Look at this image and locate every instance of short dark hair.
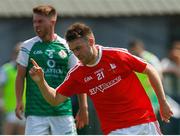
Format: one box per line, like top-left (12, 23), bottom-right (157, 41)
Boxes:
top-left (65, 22), bottom-right (93, 42)
top-left (33, 5), bottom-right (57, 18)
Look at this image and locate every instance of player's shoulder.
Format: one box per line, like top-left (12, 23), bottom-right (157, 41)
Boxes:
top-left (102, 46), bottom-right (128, 53)
top-left (56, 34), bottom-right (70, 50)
top-left (65, 62), bottom-right (82, 80)
top-left (101, 46), bottom-right (129, 57)
top-left (21, 36), bottom-right (41, 49)
top-left (23, 36), bottom-right (41, 45)
top-left (56, 35), bottom-right (66, 44)
top-left (69, 62), bottom-right (83, 73)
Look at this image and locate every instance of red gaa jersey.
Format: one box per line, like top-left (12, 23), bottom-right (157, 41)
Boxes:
top-left (56, 45), bottom-right (157, 134)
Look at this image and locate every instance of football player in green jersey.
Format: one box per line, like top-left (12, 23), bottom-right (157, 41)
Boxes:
top-left (15, 5), bottom-right (88, 135)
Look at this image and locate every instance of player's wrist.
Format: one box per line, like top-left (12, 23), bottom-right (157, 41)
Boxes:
top-left (16, 98), bottom-right (23, 104)
top-left (79, 105), bottom-right (88, 111)
top-left (37, 79), bottom-right (45, 87)
top-left (159, 98), bottom-right (168, 106)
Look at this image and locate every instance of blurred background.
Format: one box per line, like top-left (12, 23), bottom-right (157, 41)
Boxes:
top-left (1, 0), bottom-right (180, 64)
top-left (0, 0), bottom-right (179, 135)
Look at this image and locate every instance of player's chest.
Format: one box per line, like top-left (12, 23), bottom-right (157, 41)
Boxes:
top-left (79, 61), bottom-right (122, 85)
top-left (29, 44), bottom-right (69, 66)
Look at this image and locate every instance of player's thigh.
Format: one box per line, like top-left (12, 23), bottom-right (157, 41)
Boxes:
top-left (25, 116), bottom-right (50, 135)
top-left (109, 121), bottom-right (162, 135)
top-left (49, 115), bottom-right (77, 135)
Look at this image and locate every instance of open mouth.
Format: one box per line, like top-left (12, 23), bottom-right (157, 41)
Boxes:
top-left (36, 29), bottom-right (41, 33)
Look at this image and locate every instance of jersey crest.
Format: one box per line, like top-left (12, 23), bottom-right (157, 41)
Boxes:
top-left (58, 50), bottom-right (67, 59)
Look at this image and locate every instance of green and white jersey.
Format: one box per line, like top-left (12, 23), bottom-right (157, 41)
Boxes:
top-left (16, 35), bottom-right (78, 117)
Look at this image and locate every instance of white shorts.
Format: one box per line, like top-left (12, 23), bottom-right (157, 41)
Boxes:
top-left (25, 115), bottom-right (77, 135)
top-left (5, 112), bottom-right (25, 126)
top-left (109, 121), bottom-right (162, 135)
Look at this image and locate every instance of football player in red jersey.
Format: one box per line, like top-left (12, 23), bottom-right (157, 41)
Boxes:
top-left (29, 22), bottom-right (173, 135)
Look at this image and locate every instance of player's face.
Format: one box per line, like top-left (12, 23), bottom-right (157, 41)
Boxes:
top-left (68, 38), bottom-right (94, 65)
top-left (33, 14), bottom-right (52, 40)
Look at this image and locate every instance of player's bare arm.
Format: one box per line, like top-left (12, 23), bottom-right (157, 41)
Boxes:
top-left (76, 94), bottom-right (89, 129)
top-left (15, 64), bottom-right (26, 120)
top-left (143, 63), bottom-right (173, 123)
top-left (29, 58), bottom-right (68, 106)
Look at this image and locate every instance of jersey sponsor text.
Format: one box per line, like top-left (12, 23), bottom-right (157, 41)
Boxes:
top-left (89, 75), bottom-right (121, 95)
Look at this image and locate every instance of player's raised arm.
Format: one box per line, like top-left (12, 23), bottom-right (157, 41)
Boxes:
top-left (29, 58), bottom-right (68, 106)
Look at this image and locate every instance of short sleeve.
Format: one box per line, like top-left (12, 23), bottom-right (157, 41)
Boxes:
top-left (16, 43), bottom-right (30, 67)
top-left (68, 53), bottom-right (78, 69)
top-left (118, 50), bottom-right (147, 73)
top-left (56, 72), bottom-right (79, 97)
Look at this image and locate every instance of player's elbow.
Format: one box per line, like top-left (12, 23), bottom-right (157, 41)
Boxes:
top-left (50, 95), bottom-right (67, 106)
top-left (45, 97), bottom-right (60, 106)
top-left (51, 101), bottom-right (60, 106)
top-left (50, 98), bottom-right (61, 106)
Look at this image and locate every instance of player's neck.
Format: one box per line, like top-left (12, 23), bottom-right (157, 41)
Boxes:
top-left (87, 47), bottom-right (99, 65)
top-left (42, 33), bottom-right (56, 42)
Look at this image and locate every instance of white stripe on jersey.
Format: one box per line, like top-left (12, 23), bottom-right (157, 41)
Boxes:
top-left (16, 36), bottom-right (41, 67)
top-left (102, 46), bottom-right (146, 63)
top-left (59, 63), bottom-right (81, 85)
top-left (102, 46), bottom-right (128, 52)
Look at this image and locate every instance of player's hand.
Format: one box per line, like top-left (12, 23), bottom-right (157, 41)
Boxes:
top-left (15, 101), bottom-right (24, 120)
top-left (159, 100), bottom-right (173, 123)
top-left (29, 58), bottom-right (44, 84)
top-left (75, 107), bottom-right (89, 129)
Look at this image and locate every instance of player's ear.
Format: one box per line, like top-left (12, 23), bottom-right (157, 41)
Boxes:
top-left (88, 37), bottom-right (95, 46)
